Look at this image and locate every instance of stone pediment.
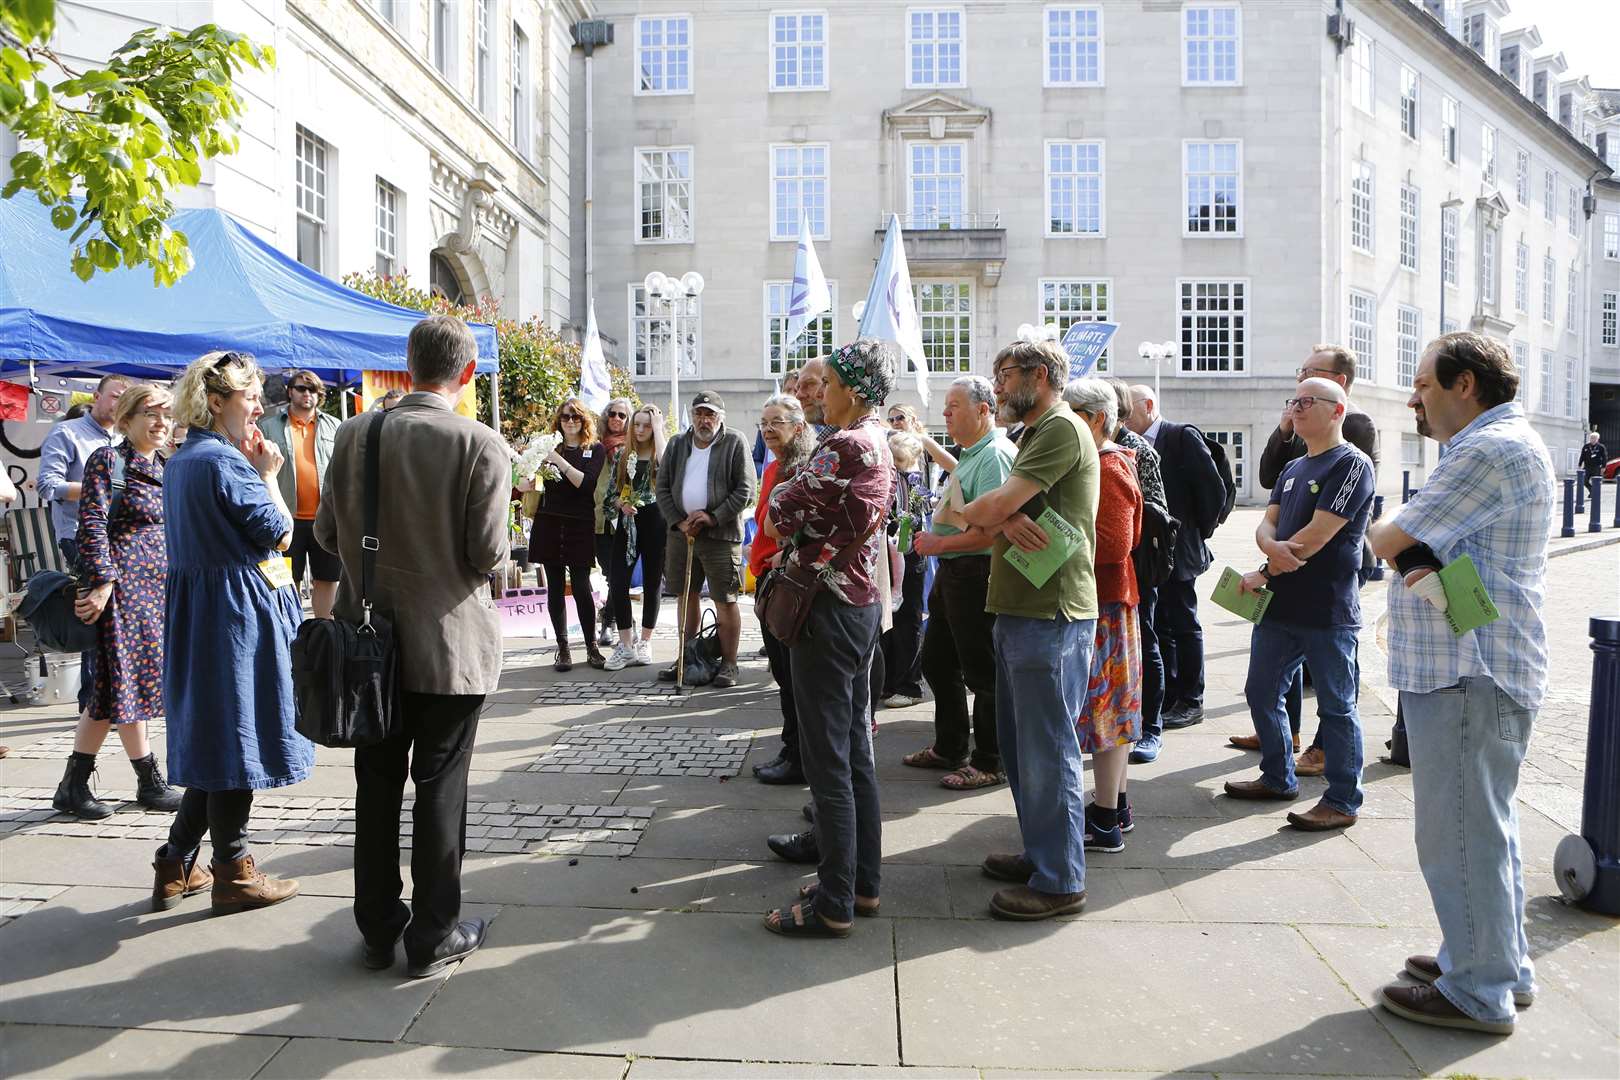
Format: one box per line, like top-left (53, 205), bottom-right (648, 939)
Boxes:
top-left (883, 93), bottom-right (990, 140)
top-left (1476, 191), bottom-right (1511, 228)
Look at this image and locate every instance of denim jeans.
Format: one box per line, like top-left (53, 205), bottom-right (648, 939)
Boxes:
top-left (1243, 621), bottom-right (1364, 814)
top-left (993, 614), bottom-right (1094, 896)
top-left (791, 592), bottom-right (883, 922)
top-left (1402, 677), bottom-right (1536, 1024)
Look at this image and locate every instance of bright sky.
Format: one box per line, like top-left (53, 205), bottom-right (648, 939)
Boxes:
top-left (1503, 0), bottom-right (1620, 88)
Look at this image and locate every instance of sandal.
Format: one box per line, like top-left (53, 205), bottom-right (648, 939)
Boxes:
top-left (940, 765), bottom-right (1007, 791)
top-left (902, 747), bottom-right (967, 770)
top-left (763, 901), bottom-right (852, 938)
top-left (798, 882), bottom-right (880, 917)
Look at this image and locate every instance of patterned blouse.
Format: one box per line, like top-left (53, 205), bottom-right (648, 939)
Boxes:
top-left (767, 415), bottom-right (894, 606)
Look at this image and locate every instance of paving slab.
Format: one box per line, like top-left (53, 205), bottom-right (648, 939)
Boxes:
top-left (461, 853), bottom-right (710, 910)
top-left (1110, 814), bottom-right (1383, 873)
top-left (1297, 922), bottom-right (1620, 1078)
top-left (617, 773), bottom-right (817, 813)
top-left (0, 834), bottom-right (364, 898)
top-left (0, 885), bottom-right (467, 1041)
top-left (696, 859), bottom-right (953, 919)
top-left (895, 920), bottom-right (1415, 1075)
top-left (1163, 867), bottom-right (1380, 925)
top-left (466, 770), bottom-right (629, 806)
top-left (942, 865), bottom-right (1191, 923)
top-left (878, 809), bottom-right (1023, 867)
top-left (0, 1022), bottom-right (286, 1079)
top-left (633, 807), bottom-right (786, 861)
top-left (256, 1038), bottom-right (626, 1078)
top-left (1324, 871), bottom-right (1441, 929)
top-left (628, 1061), bottom-right (974, 1079)
top-left (406, 906), bottom-right (900, 1064)
top-left (1345, 810), bottom-right (1566, 874)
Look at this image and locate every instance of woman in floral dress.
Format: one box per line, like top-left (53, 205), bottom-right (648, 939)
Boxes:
top-left (49, 384), bottom-right (183, 819)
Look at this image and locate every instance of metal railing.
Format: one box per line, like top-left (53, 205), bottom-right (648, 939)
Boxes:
top-left (882, 210), bottom-right (1003, 230)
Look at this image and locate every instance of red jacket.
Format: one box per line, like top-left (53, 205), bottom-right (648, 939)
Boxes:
top-left (749, 459), bottom-right (782, 578)
top-left (1094, 447), bottom-right (1143, 607)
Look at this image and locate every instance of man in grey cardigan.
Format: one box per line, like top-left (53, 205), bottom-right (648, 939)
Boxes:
top-left (655, 390), bottom-right (755, 687)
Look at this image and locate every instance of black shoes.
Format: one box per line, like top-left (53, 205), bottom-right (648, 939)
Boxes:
top-left (361, 927), bottom-right (407, 971)
top-left (53, 752), bottom-right (113, 820)
top-left (131, 753), bottom-right (182, 812)
top-left (767, 828), bottom-right (820, 864)
top-left (406, 918), bottom-right (488, 979)
top-left (554, 644), bottom-right (574, 673)
top-left (754, 757), bottom-right (807, 785)
top-left (802, 801), bottom-right (815, 824)
top-left (1161, 703), bottom-right (1205, 729)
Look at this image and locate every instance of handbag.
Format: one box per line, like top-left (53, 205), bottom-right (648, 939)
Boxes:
top-left (291, 410), bottom-right (401, 749)
top-left (681, 608), bottom-right (723, 686)
top-left (757, 513), bottom-right (885, 648)
top-left (18, 571), bottom-right (99, 654)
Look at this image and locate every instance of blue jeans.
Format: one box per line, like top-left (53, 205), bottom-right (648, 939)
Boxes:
top-left (993, 614), bottom-right (1094, 896)
top-left (1402, 677), bottom-right (1536, 1024)
top-left (1243, 621), bottom-right (1364, 814)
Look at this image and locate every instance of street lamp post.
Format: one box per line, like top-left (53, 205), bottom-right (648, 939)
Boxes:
top-left (1137, 340), bottom-right (1177, 403)
top-left (642, 270), bottom-right (706, 424)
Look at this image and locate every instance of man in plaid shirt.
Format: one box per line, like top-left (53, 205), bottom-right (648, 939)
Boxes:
top-left (1369, 332), bottom-right (1554, 1037)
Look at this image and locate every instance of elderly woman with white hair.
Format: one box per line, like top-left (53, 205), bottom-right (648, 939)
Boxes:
top-left (1063, 377), bottom-right (1144, 855)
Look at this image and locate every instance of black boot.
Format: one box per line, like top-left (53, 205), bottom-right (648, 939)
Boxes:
top-left (131, 753), bottom-right (182, 811)
top-left (52, 751), bottom-right (113, 819)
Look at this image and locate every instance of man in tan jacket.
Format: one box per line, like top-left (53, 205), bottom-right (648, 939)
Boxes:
top-left (315, 315), bottom-right (509, 978)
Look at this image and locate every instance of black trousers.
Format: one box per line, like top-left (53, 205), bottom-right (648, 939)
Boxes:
top-left (609, 506), bottom-right (666, 631)
top-left (919, 555), bottom-right (999, 771)
top-left (353, 692), bottom-right (483, 962)
top-left (541, 562), bottom-right (596, 644)
top-left (58, 538), bottom-right (91, 712)
top-left (1137, 584), bottom-right (1165, 739)
top-left (879, 550), bottom-right (927, 698)
top-left (166, 788), bottom-right (253, 864)
top-left (1155, 575), bottom-right (1205, 709)
top-left (758, 570), bottom-right (801, 764)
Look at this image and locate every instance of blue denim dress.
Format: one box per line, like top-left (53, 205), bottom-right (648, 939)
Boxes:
top-left (162, 429), bottom-right (311, 791)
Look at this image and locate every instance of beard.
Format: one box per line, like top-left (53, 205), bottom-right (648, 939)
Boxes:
top-left (804, 400), bottom-right (825, 424)
top-left (996, 384), bottom-right (1039, 425)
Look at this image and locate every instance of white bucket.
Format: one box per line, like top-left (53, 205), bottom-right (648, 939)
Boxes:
top-left (30, 653), bottom-right (82, 705)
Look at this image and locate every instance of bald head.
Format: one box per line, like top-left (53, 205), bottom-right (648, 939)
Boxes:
top-left (1124, 383), bottom-right (1157, 435)
top-left (1298, 377), bottom-right (1346, 407)
top-left (796, 357), bottom-right (827, 424)
top-left (1291, 376), bottom-right (1348, 449)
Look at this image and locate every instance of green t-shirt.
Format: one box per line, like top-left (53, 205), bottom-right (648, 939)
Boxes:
top-left (986, 402), bottom-right (1099, 621)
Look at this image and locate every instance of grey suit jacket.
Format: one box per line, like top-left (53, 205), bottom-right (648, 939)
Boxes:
top-left (314, 392), bottom-right (510, 696)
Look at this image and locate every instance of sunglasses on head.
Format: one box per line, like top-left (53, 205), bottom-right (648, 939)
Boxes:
top-left (212, 351), bottom-right (252, 369)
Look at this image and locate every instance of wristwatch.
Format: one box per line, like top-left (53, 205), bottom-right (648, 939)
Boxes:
top-left (1257, 563), bottom-right (1273, 581)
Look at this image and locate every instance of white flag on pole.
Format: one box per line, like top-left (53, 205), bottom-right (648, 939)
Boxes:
top-left (577, 299), bottom-right (611, 412)
top-left (783, 211), bottom-right (832, 355)
top-left (858, 214), bottom-right (928, 404)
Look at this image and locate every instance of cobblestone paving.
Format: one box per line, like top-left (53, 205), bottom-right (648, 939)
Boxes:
top-left (0, 791), bottom-right (654, 858)
top-left (528, 724), bottom-right (749, 777)
top-left (2, 723), bottom-right (167, 758)
top-left (0, 883), bottom-right (63, 928)
top-left (529, 681), bottom-right (695, 707)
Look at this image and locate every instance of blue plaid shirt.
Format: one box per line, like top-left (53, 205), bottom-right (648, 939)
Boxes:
top-left (1386, 403), bottom-right (1554, 710)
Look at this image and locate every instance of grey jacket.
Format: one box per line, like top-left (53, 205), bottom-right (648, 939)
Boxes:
top-left (654, 424), bottom-right (755, 544)
top-left (259, 406), bottom-right (339, 514)
top-left (314, 393), bottom-right (510, 695)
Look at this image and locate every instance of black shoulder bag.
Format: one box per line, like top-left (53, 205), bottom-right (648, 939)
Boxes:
top-left (291, 410), bottom-right (401, 748)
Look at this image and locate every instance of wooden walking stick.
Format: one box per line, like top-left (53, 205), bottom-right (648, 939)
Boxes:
top-left (675, 532), bottom-right (696, 694)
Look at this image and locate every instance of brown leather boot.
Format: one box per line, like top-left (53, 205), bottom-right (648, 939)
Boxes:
top-left (151, 846), bottom-right (213, 912)
top-left (210, 854), bottom-right (299, 916)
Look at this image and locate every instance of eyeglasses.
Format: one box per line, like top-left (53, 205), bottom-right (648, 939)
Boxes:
top-left (758, 419), bottom-right (795, 430)
top-left (992, 363), bottom-right (1033, 387)
top-left (1295, 366), bottom-right (1340, 381)
top-left (1284, 396), bottom-right (1331, 412)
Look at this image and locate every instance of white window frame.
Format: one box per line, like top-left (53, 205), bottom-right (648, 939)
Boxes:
top-left (912, 279), bottom-right (974, 375)
top-left (1539, 349), bottom-right (1554, 413)
top-left (1400, 65), bottom-right (1419, 140)
top-left (1480, 226), bottom-right (1497, 306)
top-left (1398, 182), bottom-right (1419, 271)
top-left (374, 176), bottom-right (399, 277)
top-left (1514, 240), bottom-right (1528, 313)
top-left (907, 140), bottom-right (966, 229)
top-left (769, 10), bottom-right (829, 92)
top-left (763, 280), bottom-right (838, 375)
top-left (1481, 124), bottom-right (1496, 186)
top-left (1401, 431), bottom-right (1424, 470)
top-left (769, 143), bottom-right (830, 241)
top-left (431, 0), bottom-right (455, 82)
top-left (1176, 278), bottom-right (1249, 376)
top-left (1350, 160), bottom-right (1375, 255)
top-left (1348, 32), bottom-right (1374, 115)
top-left (1601, 291), bottom-right (1618, 348)
top-left (1043, 4), bottom-right (1104, 88)
top-left (1567, 267), bottom-right (1578, 330)
top-left (512, 24), bottom-right (532, 159)
top-left (1515, 149), bottom-right (1530, 205)
top-left (1181, 4), bottom-right (1241, 87)
top-left (1182, 139), bottom-right (1242, 238)
top-left (1038, 278), bottom-right (1113, 373)
top-left (1513, 341), bottom-right (1529, 405)
top-left (1441, 96), bottom-right (1459, 165)
top-left (635, 14), bottom-right (694, 96)
top-left (294, 124), bottom-right (328, 274)
top-left (628, 283), bottom-right (702, 380)
top-left (1441, 204), bottom-right (1458, 288)
top-left (1542, 255), bottom-right (1556, 325)
top-left (373, 0), bottom-right (407, 34)
top-left (1045, 139), bottom-right (1105, 238)
top-left (474, 0), bottom-right (495, 116)
top-left (1397, 305), bottom-right (1421, 387)
top-left (634, 146), bottom-right (695, 245)
top-left (1202, 428), bottom-right (1248, 498)
top-left (1564, 356), bottom-right (1578, 419)
top-left (905, 7), bottom-right (966, 90)
top-left (1348, 289), bottom-right (1376, 384)
top-left (1543, 169), bottom-right (1555, 223)
top-left (1568, 186), bottom-right (1580, 237)
top-left (1605, 213), bottom-right (1620, 260)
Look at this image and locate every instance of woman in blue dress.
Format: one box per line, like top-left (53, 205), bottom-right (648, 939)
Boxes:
top-left (151, 351), bottom-right (309, 916)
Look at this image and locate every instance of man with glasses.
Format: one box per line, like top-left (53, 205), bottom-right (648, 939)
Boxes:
top-left (261, 369), bottom-right (342, 619)
top-left (1224, 378), bottom-right (1373, 831)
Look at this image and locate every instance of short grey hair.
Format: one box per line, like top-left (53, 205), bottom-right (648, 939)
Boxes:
top-left (761, 392), bottom-right (816, 468)
top-left (1062, 377), bottom-right (1117, 422)
top-left (950, 375), bottom-right (995, 409)
top-left (407, 316), bottom-right (477, 386)
top-left (1104, 377), bottom-right (1135, 424)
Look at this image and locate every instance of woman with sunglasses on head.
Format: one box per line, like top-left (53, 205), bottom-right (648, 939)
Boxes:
top-left (600, 404), bottom-right (667, 670)
top-left (151, 351), bottom-right (308, 916)
top-left (590, 398), bottom-right (634, 648)
top-left (526, 398), bottom-right (608, 671)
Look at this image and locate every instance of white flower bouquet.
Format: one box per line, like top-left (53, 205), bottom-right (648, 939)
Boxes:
top-left (513, 432), bottom-right (563, 485)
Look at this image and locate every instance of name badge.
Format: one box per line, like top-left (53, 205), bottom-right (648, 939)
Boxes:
top-left (581, 448), bottom-right (592, 459)
top-left (257, 557), bottom-right (294, 590)
top-left (1282, 477), bottom-right (1296, 493)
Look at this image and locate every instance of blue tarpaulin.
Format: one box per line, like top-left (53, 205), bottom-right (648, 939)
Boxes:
top-left (0, 196), bottom-right (498, 377)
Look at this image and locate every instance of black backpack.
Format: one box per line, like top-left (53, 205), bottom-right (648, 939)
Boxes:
top-left (1189, 426), bottom-right (1238, 528)
top-left (1133, 501), bottom-right (1180, 591)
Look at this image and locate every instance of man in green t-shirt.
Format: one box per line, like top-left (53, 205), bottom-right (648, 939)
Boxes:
top-left (962, 340), bottom-right (1100, 921)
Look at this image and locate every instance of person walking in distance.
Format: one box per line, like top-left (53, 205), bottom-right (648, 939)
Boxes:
top-left (259, 370), bottom-right (342, 619)
top-left (317, 316), bottom-right (510, 977)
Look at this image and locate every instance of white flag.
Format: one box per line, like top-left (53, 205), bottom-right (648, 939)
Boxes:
top-left (577, 299), bottom-right (611, 412)
top-left (783, 211), bottom-right (832, 355)
top-left (858, 214), bottom-right (928, 405)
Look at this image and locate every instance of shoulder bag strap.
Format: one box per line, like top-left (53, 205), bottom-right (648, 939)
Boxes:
top-left (360, 410), bottom-right (387, 627)
top-left (830, 506), bottom-right (886, 574)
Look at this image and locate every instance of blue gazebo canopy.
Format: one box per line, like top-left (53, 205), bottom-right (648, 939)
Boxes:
top-left (0, 196), bottom-right (498, 379)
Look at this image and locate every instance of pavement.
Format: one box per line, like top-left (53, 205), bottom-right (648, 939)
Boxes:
top-left (1, 508), bottom-right (1617, 1079)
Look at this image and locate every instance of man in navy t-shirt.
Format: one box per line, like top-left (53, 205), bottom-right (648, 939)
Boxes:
top-left (1224, 378), bottom-right (1374, 830)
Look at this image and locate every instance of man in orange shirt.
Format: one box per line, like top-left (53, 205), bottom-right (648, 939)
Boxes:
top-left (260, 369), bottom-right (342, 618)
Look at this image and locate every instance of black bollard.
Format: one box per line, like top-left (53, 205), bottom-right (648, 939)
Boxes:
top-left (1569, 619), bottom-right (1620, 915)
top-left (1576, 470), bottom-right (1587, 514)
top-left (1402, 470), bottom-right (1412, 504)
top-left (1561, 477), bottom-right (1576, 538)
top-left (1591, 476), bottom-right (1604, 534)
top-left (1368, 495), bottom-right (1386, 581)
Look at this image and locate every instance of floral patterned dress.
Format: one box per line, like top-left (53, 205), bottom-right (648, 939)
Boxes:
top-left (77, 444), bottom-right (166, 724)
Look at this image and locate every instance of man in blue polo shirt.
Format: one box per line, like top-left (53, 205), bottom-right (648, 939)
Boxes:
top-left (1224, 377), bottom-right (1373, 831)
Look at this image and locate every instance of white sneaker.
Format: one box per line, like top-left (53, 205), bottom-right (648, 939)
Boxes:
top-left (633, 640), bottom-right (654, 666)
top-left (603, 643), bottom-right (635, 672)
top-left (883, 694), bottom-right (923, 709)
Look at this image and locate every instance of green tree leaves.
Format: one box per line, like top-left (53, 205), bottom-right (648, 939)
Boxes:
top-left (1, 2), bottom-right (272, 285)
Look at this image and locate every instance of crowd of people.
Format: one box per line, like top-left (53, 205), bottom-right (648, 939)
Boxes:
top-left (18, 315), bottom-right (1556, 1035)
